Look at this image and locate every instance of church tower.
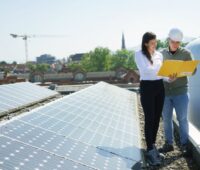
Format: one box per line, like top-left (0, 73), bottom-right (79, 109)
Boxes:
top-left (121, 32), bottom-right (126, 50)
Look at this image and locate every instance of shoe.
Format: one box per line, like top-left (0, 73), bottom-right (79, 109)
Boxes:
top-left (181, 144), bottom-right (190, 157)
top-left (146, 148), bottom-right (162, 166)
top-left (153, 144), bottom-right (165, 161)
top-left (158, 143), bottom-right (174, 153)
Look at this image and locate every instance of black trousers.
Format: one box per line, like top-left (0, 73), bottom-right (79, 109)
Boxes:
top-left (140, 79), bottom-right (165, 150)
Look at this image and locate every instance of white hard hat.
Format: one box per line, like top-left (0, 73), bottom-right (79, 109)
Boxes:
top-left (168, 28), bottom-right (183, 42)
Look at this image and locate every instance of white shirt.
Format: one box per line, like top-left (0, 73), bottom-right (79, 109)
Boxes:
top-left (135, 50), bottom-right (163, 81)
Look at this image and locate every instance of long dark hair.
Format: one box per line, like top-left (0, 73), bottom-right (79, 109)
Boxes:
top-left (141, 32), bottom-right (156, 64)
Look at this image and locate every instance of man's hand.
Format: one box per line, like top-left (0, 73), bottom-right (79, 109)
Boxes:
top-left (168, 73), bottom-right (177, 83)
top-left (192, 68), bottom-right (197, 75)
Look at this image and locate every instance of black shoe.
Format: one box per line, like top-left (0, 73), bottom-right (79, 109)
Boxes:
top-left (153, 144), bottom-right (165, 161)
top-left (146, 148), bottom-right (162, 166)
top-left (158, 143), bottom-right (174, 153)
top-left (181, 144), bottom-right (191, 157)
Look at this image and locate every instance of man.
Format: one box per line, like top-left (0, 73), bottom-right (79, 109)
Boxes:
top-left (159, 28), bottom-right (195, 156)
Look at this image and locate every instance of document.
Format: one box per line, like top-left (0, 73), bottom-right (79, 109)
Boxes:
top-left (157, 60), bottom-right (200, 77)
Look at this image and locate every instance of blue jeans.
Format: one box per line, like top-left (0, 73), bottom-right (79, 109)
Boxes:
top-left (162, 93), bottom-right (189, 145)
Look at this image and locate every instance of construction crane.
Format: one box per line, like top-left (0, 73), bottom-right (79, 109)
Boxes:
top-left (10, 34), bottom-right (68, 63)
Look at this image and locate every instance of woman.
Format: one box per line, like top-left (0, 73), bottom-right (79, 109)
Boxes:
top-left (135, 32), bottom-right (165, 166)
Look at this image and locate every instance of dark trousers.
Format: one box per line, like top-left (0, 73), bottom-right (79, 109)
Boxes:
top-left (140, 79), bottom-right (165, 150)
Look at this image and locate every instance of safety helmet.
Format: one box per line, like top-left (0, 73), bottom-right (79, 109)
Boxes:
top-left (168, 28), bottom-right (183, 42)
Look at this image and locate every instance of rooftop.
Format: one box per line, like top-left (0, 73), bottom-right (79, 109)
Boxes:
top-left (0, 81), bottom-right (199, 169)
top-left (0, 82), bottom-right (142, 170)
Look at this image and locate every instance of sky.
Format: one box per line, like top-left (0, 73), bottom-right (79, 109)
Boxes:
top-left (0, 0), bottom-right (200, 63)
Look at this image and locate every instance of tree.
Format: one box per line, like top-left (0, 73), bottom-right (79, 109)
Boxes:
top-left (0, 61), bottom-right (7, 65)
top-left (81, 47), bottom-right (111, 72)
top-left (106, 49), bottom-right (136, 70)
top-left (181, 42), bottom-right (188, 47)
top-left (157, 39), bottom-right (168, 50)
top-left (12, 61), bottom-right (17, 65)
top-left (157, 39), bottom-right (187, 49)
top-left (27, 64), bottom-right (36, 73)
top-left (36, 64), bottom-right (49, 83)
top-left (27, 64), bottom-right (36, 82)
top-left (125, 52), bottom-right (137, 70)
top-left (68, 62), bottom-right (84, 72)
top-left (67, 47), bottom-right (137, 72)
top-left (27, 63), bottom-right (49, 83)
top-left (36, 64), bottom-right (49, 74)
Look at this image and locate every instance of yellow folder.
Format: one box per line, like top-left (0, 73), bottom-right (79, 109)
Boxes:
top-left (157, 60), bottom-right (200, 77)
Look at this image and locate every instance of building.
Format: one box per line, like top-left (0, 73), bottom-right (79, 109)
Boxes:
top-left (13, 64), bottom-right (29, 73)
top-left (68, 53), bottom-right (85, 63)
top-left (36, 54), bottom-right (56, 64)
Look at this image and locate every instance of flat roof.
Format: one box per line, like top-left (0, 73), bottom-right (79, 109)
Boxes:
top-left (0, 81), bottom-right (142, 170)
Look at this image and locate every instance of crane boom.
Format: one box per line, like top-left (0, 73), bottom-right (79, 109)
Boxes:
top-left (10, 33), bottom-right (68, 63)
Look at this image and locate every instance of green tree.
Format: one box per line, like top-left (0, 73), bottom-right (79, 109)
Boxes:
top-left (27, 63), bottom-right (36, 73)
top-left (27, 64), bottom-right (49, 83)
top-left (157, 39), bottom-right (168, 49)
top-left (125, 51), bottom-right (137, 70)
top-left (27, 64), bottom-right (36, 82)
top-left (68, 62), bottom-right (84, 72)
top-left (106, 49), bottom-right (136, 70)
top-left (36, 64), bottom-right (49, 74)
top-left (36, 64), bottom-right (49, 83)
top-left (81, 47), bottom-right (111, 72)
top-left (157, 39), bottom-right (187, 49)
top-left (181, 42), bottom-right (188, 47)
top-left (67, 47), bottom-right (137, 72)
top-left (12, 61), bottom-right (17, 65)
top-left (0, 61), bottom-right (7, 65)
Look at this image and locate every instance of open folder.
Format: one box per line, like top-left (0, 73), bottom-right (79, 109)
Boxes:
top-left (157, 60), bottom-right (200, 77)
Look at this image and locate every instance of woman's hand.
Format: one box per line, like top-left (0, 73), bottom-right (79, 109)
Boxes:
top-left (168, 73), bottom-right (177, 83)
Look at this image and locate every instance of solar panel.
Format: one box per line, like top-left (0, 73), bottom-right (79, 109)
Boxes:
top-left (0, 136), bottom-right (94, 170)
top-left (0, 82), bottom-right (141, 170)
top-left (0, 82), bottom-right (58, 116)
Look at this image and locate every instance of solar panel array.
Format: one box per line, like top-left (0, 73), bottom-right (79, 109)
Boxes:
top-left (0, 82), bottom-right (58, 116)
top-left (0, 82), bottom-right (141, 170)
